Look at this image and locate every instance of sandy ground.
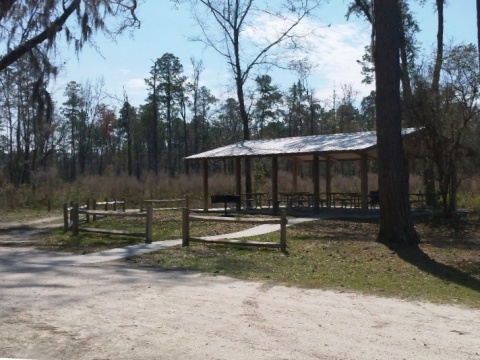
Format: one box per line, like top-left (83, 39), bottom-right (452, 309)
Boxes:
top-left (0, 218), bottom-right (479, 359)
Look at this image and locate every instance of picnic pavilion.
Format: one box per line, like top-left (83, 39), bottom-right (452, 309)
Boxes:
top-left (184, 128), bottom-right (427, 214)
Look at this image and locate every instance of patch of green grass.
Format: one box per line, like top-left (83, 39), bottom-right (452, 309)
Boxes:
top-left (38, 210), bottom-right (254, 254)
top-left (128, 218), bottom-right (480, 308)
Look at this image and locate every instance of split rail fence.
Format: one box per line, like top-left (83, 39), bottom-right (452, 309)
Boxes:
top-left (70, 203), bottom-right (153, 243)
top-left (141, 197), bottom-right (188, 211)
top-left (182, 209), bottom-right (287, 252)
top-left (63, 198), bottom-right (126, 230)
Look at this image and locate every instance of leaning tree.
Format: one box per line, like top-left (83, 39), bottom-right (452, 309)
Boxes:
top-left (0, 0), bottom-right (140, 73)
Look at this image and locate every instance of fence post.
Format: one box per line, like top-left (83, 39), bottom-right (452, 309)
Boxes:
top-left (93, 199), bottom-right (97, 221)
top-left (182, 207), bottom-right (190, 247)
top-left (104, 197), bottom-right (108, 211)
top-left (113, 197), bottom-right (117, 212)
top-left (63, 203), bottom-right (69, 232)
top-left (140, 200), bottom-right (144, 212)
top-left (280, 210), bottom-right (287, 252)
top-left (145, 205), bottom-right (153, 244)
top-left (72, 203), bottom-right (79, 236)
top-left (69, 201), bottom-right (74, 228)
top-left (86, 199), bottom-right (90, 223)
top-left (122, 197), bottom-right (126, 212)
top-left (185, 195), bottom-right (189, 210)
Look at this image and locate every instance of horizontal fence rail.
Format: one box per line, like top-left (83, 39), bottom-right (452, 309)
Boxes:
top-left (182, 209), bottom-right (287, 252)
top-left (141, 197), bottom-right (188, 212)
top-left (70, 203), bottom-right (153, 243)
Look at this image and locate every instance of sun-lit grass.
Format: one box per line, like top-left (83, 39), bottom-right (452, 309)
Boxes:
top-left (38, 210), bottom-right (254, 254)
top-left (126, 217), bottom-right (480, 308)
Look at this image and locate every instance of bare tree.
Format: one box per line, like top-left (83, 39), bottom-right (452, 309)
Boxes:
top-left (183, 0), bottom-right (322, 197)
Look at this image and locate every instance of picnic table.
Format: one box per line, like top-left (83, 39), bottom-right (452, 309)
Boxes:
top-left (241, 193), bottom-right (268, 209)
top-left (327, 192), bottom-right (361, 208)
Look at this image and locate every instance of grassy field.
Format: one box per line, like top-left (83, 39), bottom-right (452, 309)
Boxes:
top-left (34, 209), bottom-right (480, 308)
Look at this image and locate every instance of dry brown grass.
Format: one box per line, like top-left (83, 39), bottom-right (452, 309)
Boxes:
top-left (1, 167), bottom-right (479, 212)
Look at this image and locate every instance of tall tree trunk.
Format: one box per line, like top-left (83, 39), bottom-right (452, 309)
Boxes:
top-left (235, 59), bottom-right (252, 199)
top-left (374, 0), bottom-right (419, 247)
top-left (152, 64), bottom-right (159, 175)
top-left (477, 0), bottom-right (480, 68)
top-left (126, 107), bottom-right (132, 177)
top-left (432, 0), bottom-right (444, 94)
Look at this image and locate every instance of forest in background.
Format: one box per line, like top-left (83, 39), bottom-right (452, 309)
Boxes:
top-left (1, 1), bottom-right (480, 218)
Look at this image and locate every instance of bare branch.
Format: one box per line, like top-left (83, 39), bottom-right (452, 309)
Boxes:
top-left (0, 0), bottom-right (81, 72)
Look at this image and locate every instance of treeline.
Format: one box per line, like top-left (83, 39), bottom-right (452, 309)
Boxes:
top-left (1, 44), bottom-right (480, 196)
top-left (0, 52), bottom-right (376, 186)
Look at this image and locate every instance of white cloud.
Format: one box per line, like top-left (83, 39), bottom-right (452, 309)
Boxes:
top-left (125, 78), bottom-right (146, 90)
top-left (118, 68), bottom-right (132, 75)
top-left (244, 13), bottom-right (374, 101)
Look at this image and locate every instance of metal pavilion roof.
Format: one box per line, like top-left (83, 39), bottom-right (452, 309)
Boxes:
top-left (185, 128), bottom-right (420, 162)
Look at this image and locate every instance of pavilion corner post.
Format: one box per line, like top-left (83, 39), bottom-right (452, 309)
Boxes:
top-left (271, 156), bottom-right (279, 215)
top-left (145, 205), bottom-right (153, 244)
top-left (182, 207), bottom-right (190, 247)
top-left (235, 158), bottom-right (242, 211)
top-left (313, 154), bottom-right (320, 214)
top-left (326, 157), bottom-right (332, 207)
top-left (202, 159), bottom-right (209, 211)
top-left (360, 154), bottom-right (369, 211)
top-left (292, 160), bottom-right (298, 193)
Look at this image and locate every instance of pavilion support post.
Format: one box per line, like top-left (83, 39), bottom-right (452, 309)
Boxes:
top-left (313, 154), bottom-right (320, 214)
top-left (326, 157), bottom-right (332, 208)
top-left (202, 159), bottom-right (209, 211)
top-left (360, 153), bottom-right (369, 211)
top-left (292, 160), bottom-right (298, 193)
top-left (272, 156), bottom-right (279, 215)
top-left (235, 158), bottom-right (242, 211)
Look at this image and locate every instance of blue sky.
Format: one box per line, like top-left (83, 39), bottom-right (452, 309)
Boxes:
top-left (53, 1), bottom-right (477, 110)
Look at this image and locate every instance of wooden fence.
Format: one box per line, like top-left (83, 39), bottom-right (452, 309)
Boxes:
top-left (70, 203), bottom-right (153, 243)
top-left (63, 198), bottom-right (127, 230)
top-left (63, 201), bottom-right (89, 231)
top-left (140, 197), bottom-right (188, 212)
top-left (94, 197), bottom-right (126, 212)
top-left (182, 209), bottom-right (287, 252)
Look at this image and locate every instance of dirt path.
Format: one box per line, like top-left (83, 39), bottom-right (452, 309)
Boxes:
top-left (0, 215), bottom-right (63, 246)
top-left (0, 217), bottom-right (479, 359)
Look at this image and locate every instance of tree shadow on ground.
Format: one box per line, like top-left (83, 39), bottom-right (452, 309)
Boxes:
top-left (390, 244), bottom-right (480, 294)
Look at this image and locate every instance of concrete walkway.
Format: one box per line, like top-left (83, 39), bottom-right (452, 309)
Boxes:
top-left (0, 216), bottom-right (316, 267)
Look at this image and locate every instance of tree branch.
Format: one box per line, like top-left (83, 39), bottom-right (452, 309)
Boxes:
top-left (0, 0), bottom-right (16, 22)
top-left (0, 0), bottom-right (81, 72)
